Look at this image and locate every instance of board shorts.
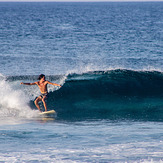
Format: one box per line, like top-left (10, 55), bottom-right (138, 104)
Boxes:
top-left (40, 92), bottom-right (48, 99)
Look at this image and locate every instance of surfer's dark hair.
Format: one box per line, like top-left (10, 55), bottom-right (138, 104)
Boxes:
top-left (38, 74), bottom-right (45, 80)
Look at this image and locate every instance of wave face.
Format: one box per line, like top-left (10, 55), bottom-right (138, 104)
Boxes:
top-left (2, 69), bottom-right (163, 121)
top-left (41, 69), bottom-right (163, 121)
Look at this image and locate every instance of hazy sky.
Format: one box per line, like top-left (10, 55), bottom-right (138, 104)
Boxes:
top-left (0, 0), bottom-right (163, 2)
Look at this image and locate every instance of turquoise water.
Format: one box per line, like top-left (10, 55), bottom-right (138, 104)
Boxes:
top-left (0, 2), bottom-right (163, 162)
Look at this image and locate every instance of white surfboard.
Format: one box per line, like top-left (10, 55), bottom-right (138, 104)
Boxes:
top-left (39, 110), bottom-right (56, 115)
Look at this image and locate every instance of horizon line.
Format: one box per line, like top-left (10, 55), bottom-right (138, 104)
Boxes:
top-left (0, 0), bottom-right (163, 2)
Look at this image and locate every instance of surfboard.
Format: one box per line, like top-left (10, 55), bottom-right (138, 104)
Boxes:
top-left (39, 110), bottom-right (56, 115)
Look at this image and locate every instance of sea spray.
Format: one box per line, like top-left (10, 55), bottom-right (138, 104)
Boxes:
top-left (0, 78), bottom-right (36, 118)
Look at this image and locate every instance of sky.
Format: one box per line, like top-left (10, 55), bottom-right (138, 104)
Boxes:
top-left (0, 0), bottom-right (163, 2)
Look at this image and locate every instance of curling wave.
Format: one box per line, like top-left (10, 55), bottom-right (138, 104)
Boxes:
top-left (45, 69), bottom-right (163, 121)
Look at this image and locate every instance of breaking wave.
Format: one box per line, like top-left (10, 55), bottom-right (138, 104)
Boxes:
top-left (2, 69), bottom-right (163, 121)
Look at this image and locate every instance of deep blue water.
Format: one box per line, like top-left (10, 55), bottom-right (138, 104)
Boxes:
top-left (0, 2), bottom-right (163, 75)
top-left (0, 2), bottom-right (163, 162)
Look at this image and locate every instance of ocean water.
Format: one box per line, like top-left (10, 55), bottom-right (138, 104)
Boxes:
top-left (0, 2), bottom-right (163, 162)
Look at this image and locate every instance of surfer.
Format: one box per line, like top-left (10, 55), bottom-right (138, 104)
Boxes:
top-left (21, 74), bottom-right (61, 112)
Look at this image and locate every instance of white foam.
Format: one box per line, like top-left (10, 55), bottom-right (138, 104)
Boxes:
top-left (0, 79), bottom-right (37, 119)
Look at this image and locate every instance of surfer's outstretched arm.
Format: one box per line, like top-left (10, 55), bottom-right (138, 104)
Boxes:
top-left (47, 81), bottom-right (62, 87)
top-left (20, 82), bottom-right (37, 85)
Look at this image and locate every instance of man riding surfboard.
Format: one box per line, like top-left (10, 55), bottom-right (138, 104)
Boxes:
top-left (21, 74), bottom-right (61, 112)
